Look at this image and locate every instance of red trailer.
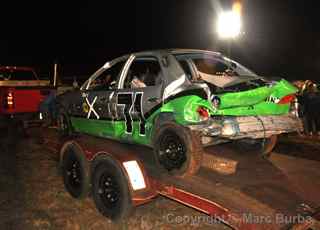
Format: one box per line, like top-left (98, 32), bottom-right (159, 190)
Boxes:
top-left (44, 129), bottom-right (320, 230)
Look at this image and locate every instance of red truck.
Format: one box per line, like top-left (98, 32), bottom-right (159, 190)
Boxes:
top-left (0, 66), bottom-right (53, 144)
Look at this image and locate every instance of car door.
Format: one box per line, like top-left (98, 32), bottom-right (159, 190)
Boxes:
top-left (114, 55), bottom-right (164, 143)
top-left (72, 58), bottom-right (127, 138)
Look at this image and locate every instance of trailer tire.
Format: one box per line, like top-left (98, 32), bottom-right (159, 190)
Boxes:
top-left (61, 143), bottom-right (90, 199)
top-left (153, 122), bottom-right (203, 177)
top-left (91, 157), bottom-right (132, 222)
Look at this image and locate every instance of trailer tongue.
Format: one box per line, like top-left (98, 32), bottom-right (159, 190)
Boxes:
top-left (44, 129), bottom-right (320, 229)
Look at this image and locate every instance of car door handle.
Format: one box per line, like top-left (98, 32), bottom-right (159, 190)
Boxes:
top-left (147, 97), bottom-right (159, 103)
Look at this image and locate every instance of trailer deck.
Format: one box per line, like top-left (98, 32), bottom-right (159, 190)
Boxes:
top-left (43, 128), bottom-right (320, 229)
top-left (124, 142), bottom-right (319, 229)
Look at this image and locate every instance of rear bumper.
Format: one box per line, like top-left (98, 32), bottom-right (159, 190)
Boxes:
top-left (189, 114), bottom-right (303, 140)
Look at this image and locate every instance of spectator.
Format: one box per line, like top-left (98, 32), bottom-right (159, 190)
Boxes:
top-left (72, 76), bottom-right (79, 89)
top-left (299, 80), bottom-right (320, 136)
top-left (39, 90), bottom-right (57, 126)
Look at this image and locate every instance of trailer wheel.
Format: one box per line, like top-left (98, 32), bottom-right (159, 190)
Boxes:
top-left (91, 157), bottom-right (132, 222)
top-left (153, 123), bottom-right (203, 177)
top-left (61, 143), bottom-right (90, 199)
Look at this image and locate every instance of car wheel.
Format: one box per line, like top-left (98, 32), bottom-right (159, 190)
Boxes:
top-left (153, 122), bottom-right (203, 177)
top-left (58, 112), bottom-right (72, 136)
top-left (61, 143), bottom-right (90, 199)
top-left (91, 157), bottom-right (132, 222)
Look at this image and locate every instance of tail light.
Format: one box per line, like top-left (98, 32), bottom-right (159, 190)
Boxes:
top-left (277, 94), bottom-right (295, 105)
top-left (197, 106), bottom-right (209, 121)
top-left (290, 97), bottom-right (299, 117)
top-left (4, 91), bottom-right (14, 109)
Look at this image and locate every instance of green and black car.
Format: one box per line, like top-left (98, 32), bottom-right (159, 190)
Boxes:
top-left (56, 49), bottom-right (302, 176)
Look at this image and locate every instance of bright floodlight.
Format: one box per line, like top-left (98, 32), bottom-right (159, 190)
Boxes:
top-left (217, 11), bottom-right (241, 39)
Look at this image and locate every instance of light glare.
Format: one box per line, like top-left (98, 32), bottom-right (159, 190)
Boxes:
top-left (217, 11), bottom-right (241, 39)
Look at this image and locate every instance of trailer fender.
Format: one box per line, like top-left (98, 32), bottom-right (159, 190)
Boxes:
top-left (91, 153), bottom-right (157, 206)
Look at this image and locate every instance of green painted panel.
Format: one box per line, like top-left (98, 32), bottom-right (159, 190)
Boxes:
top-left (70, 79), bottom-right (298, 146)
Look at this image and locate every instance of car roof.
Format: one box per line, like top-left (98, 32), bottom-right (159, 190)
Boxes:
top-left (111, 49), bottom-right (222, 61)
top-left (168, 49), bottom-right (221, 56)
top-left (131, 48), bottom-right (221, 57)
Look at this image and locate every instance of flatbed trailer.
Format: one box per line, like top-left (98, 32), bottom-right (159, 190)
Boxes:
top-left (43, 128), bottom-right (320, 230)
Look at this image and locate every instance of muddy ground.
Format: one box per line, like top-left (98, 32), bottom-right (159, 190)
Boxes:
top-left (0, 132), bottom-right (319, 230)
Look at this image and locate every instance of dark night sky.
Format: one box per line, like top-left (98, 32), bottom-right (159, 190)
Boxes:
top-left (1, 0), bottom-right (320, 81)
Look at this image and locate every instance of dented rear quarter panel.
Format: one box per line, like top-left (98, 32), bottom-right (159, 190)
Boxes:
top-left (212, 79), bottom-right (298, 116)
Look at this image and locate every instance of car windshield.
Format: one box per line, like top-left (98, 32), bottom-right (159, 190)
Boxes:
top-left (0, 70), bottom-right (37, 80)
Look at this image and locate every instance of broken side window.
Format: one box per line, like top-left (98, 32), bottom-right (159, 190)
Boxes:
top-left (123, 58), bottom-right (163, 89)
top-left (89, 61), bottom-right (125, 91)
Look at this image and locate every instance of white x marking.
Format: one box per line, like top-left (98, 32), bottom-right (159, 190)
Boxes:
top-left (86, 96), bottom-right (100, 119)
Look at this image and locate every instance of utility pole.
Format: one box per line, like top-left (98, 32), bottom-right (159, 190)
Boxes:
top-left (53, 61), bottom-right (58, 88)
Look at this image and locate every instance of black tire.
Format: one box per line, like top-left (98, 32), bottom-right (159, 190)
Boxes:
top-left (91, 157), bottom-right (132, 222)
top-left (57, 111), bottom-right (72, 136)
top-left (5, 119), bottom-right (20, 152)
top-left (237, 135), bottom-right (278, 158)
top-left (153, 122), bottom-right (203, 177)
top-left (61, 143), bottom-right (90, 199)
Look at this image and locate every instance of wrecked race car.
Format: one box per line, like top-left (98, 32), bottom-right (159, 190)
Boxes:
top-left (56, 49), bottom-right (302, 176)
